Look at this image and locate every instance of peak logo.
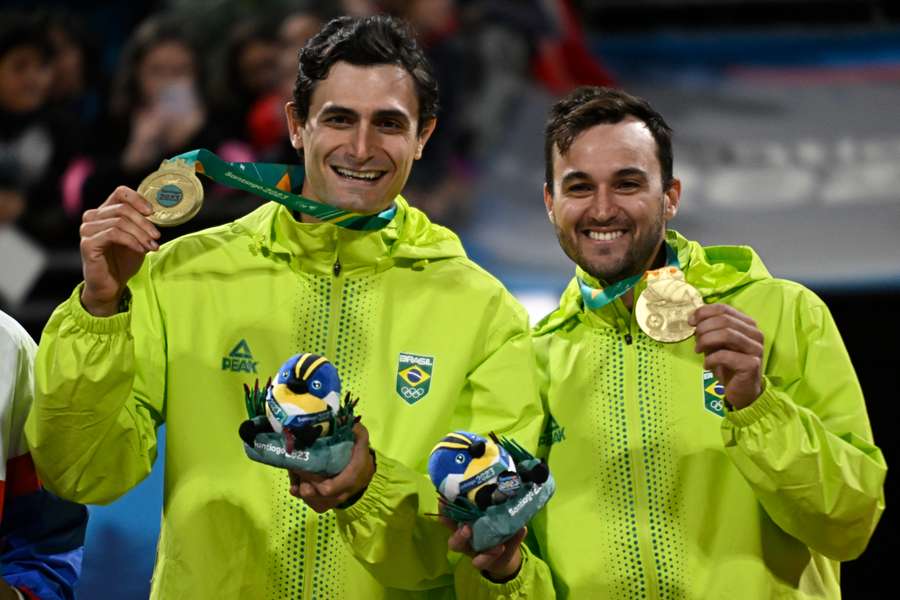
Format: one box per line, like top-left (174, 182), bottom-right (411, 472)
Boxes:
top-left (539, 415), bottom-right (566, 447)
top-left (222, 339), bottom-right (258, 373)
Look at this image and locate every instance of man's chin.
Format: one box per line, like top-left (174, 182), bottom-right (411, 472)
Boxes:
top-left (579, 259), bottom-right (633, 284)
top-left (326, 193), bottom-right (392, 215)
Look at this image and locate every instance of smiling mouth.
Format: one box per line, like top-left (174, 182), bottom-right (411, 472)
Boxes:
top-left (585, 230), bottom-right (626, 241)
top-left (331, 165), bottom-right (387, 182)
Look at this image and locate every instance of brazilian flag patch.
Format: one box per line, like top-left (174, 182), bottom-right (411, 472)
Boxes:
top-left (396, 352), bottom-right (434, 404)
top-left (703, 370), bottom-right (727, 417)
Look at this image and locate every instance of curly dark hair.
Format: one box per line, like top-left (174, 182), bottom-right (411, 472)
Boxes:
top-left (545, 86), bottom-right (674, 194)
top-left (291, 15), bottom-right (439, 134)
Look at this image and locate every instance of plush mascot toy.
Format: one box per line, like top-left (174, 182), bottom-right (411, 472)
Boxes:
top-left (428, 431), bottom-right (555, 552)
top-left (239, 353), bottom-right (357, 475)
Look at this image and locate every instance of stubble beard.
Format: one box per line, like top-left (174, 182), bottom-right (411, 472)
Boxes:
top-left (554, 211), bottom-right (667, 285)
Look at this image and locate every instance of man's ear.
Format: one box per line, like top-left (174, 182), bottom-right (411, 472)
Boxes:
top-left (414, 118), bottom-right (437, 160)
top-left (284, 102), bottom-right (304, 150)
top-left (543, 183), bottom-right (556, 224)
top-left (663, 178), bottom-right (681, 221)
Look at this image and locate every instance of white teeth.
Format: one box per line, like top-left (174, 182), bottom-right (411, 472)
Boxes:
top-left (333, 166), bottom-right (383, 181)
top-left (588, 230), bottom-right (624, 241)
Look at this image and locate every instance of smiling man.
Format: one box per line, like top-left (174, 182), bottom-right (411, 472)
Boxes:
top-left (25, 16), bottom-right (545, 599)
top-left (487, 86), bottom-right (886, 599)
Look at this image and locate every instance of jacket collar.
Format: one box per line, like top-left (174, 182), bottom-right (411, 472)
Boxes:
top-left (232, 195), bottom-right (467, 275)
top-left (534, 229), bottom-right (772, 335)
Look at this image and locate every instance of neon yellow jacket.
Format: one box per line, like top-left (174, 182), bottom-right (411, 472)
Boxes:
top-left (25, 198), bottom-right (545, 599)
top-left (523, 231), bottom-right (886, 599)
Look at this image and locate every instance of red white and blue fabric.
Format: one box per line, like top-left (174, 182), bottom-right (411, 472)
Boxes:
top-left (1, 311), bottom-right (87, 600)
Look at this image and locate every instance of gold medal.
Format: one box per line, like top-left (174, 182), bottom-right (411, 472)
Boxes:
top-left (636, 267), bottom-right (704, 343)
top-left (137, 159), bottom-right (204, 227)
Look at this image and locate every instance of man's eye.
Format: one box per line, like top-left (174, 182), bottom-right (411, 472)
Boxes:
top-left (567, 183), bottom-right (592, 194)
top-left (326, 115), bottom-right (351, 126)
top-left (618, 180), bottom-right (641, 190)
top-left (378, 120), bottom-right (404, 131)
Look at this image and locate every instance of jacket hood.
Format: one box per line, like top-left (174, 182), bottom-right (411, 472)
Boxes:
top-left (534, 229), bottom-right (772, 335)
top-left (231, 195), bottom-right (466, 270)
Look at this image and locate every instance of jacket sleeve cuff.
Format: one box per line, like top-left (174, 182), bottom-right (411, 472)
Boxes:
top-left (454, 542), bottom-right (537, 598)
top-left (65, 283), bottom-right (131, 334)
top-left (723, 378), bottom-right (789, 428)
top-left (335, 447), bottom-right (392, 523)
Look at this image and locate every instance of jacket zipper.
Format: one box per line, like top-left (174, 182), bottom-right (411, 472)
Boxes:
top-left (301, 257), bottom-right (345, 600)
top-left (623, 318), bottom-right (661, 599)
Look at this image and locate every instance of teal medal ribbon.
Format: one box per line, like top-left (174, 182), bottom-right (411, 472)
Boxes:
top-left (171, 148), bottom-right (396, 230)
top-left (578, 243), bottom-right (680, 310)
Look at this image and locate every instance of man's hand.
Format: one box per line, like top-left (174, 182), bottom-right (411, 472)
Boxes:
top-left (288, 423), bottom-right (375, 513)
top-left (441, 516), bottom-right (525, 582)
top-left (689, 303), bottom-right (765, 410)
top-left (80, 186), bottom-right (160, 316)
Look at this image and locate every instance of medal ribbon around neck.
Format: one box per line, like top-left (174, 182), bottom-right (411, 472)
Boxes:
top-left (578, 243), bottom-right (680, 311)
top-left (171, 148), bottom-right (396, 230)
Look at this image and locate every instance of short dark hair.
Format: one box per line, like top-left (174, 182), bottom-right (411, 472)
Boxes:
top-left (545, 86), bottom-right (674, 194)
top-left (0, 11), bottom-right (54, 62)
top-left (291, 15), bottom-right (439, 134)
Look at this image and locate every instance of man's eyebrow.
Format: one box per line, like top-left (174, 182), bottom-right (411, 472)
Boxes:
top-left (318, 105), bottom-right (412, 125)
top-left (614, 167), bottom-right (649, 179)
top-left (320, 105), bottom-right (359, 118)
top-left (372, 109), bottom-right (411, 124)
top-left (560, 171), bottom-right (592, 187)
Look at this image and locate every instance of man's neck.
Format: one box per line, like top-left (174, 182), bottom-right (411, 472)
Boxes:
top-left (619, 241), bottom-right (668, 312)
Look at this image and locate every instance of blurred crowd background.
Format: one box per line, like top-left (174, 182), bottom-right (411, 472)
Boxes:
top-left (1, 0), bottom-right (898, 597)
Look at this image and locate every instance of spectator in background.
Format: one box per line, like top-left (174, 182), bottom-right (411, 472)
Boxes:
top-left (386, 0), bottom-right (476, 227)
top-left (247, 6), bottom-right (326, 161)
top-left (45, 12), bottom-right (103, 131)
top-left (0, 13), bottom-right (80, 247)
top-left (210, 19), bottom-right (281, 144)
top-left (1, 310), bottom-right (88, 600)
top-left (341, 0), bottom-right (383, 16)
top-left (64, 15), bottom-right (233, 231)
top-left (0, 159), bottom-right (25, 227)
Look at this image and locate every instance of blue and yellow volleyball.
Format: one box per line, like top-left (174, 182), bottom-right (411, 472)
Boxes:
top-left (265, 353), bottom-right (341, 434)
top-left (428, 431), bottom-right (516, 505)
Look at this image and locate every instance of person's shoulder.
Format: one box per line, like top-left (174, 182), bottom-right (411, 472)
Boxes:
top-left (735, 275), bottom-right (824, 305)
top-left (723, 276), bottom-right (831, 328)
top-left (0, 310), bottom-right (36, 356)
top-left (396, 204), bottom-right (512, 296)
top-left (148, 203), bottom-right (275, 270)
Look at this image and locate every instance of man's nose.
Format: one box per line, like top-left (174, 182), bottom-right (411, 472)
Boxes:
top-left (349, 122), bottom-right (376, 161)
top-left (587, 188), bottom-right (618, 221)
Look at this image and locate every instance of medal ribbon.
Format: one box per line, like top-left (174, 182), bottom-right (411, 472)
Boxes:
top-left (171, 148), bottom-right (395, 230)
top-left (578, 243), bottom-right (680, 311)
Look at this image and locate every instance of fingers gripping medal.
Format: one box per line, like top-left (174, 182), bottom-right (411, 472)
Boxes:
top-left (136, 159), bottom-right (204, 226)
top-left (238, 353), bottom-right (359, 475)
top-left (429, 431), bottom-right (555, 552)
top-left (636, 267), bottom-right (704, 343)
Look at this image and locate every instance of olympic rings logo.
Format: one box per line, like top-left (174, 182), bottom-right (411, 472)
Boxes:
top-left (708, 399), bottom-right (724, 412)
top-left (401, 386), bottom-right (426, 400)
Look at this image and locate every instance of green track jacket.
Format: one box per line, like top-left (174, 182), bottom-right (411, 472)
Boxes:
top-left (523, 231), bottom-right (886, 599)
top-left (25, 198), bottom-right (545, 599)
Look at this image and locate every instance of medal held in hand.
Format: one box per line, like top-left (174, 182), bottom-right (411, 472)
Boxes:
top-left (429, 431), bottom-right (555, 552)
top-left (137, 158), bottom-right (204, 226)
top-left (141, 148), bottom-right (396, 230)
top-left (636, 267), bottom-right (704, 343)
top-left (239, 353), bottom-right (359, 476)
